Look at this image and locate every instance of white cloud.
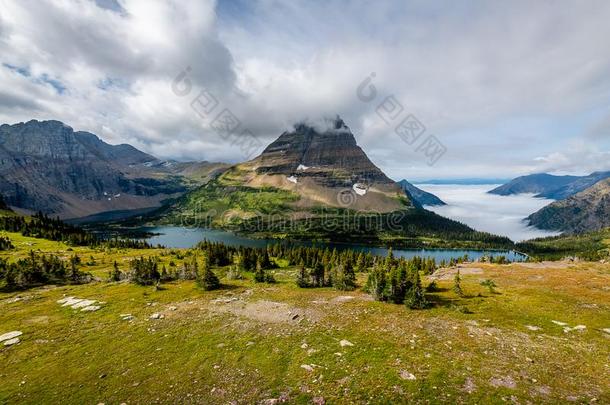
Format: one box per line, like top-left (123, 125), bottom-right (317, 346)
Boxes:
top-left (419, 184), bottom-right (561, 242)
top-left (0, 0), bottom-right (609, 177)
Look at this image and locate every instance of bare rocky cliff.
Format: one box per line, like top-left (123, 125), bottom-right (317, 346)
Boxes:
top-left (0, 120), bottom-right (189, 218)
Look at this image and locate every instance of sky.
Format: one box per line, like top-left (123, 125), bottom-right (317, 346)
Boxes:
top-left (1, 0), bottom-right (610, 181)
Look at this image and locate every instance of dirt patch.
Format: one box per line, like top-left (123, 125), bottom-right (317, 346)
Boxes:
top-left (211, 299), bottom-right (322, 324)
top-left (26, 315), bottom-right (49, 324)
top-left (462, 377), bottom-right (477, 394)
top-left (489, 376), bottom-right (517, 389)
top-left (514, 261), bottom-right (573, 269)
top-left (429, 266), bottom-right (484, 281)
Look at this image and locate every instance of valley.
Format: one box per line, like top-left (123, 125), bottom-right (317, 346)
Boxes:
top-left (3, 2), bottom-right (610, 404)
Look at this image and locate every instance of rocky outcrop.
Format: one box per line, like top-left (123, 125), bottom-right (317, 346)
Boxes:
top-left (228, 117), bottom-right (412, 212)
top-left (0, 120), bottom-right (188, 218)
top-left (252, 118), bottom-right (394, 188)
top-left (528, 178), bottom-right (610, 233)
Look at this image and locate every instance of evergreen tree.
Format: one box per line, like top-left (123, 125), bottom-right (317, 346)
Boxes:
top-left (388, 262), bottom-right (410, 304)
top-left (295, 263), bottom-right (309, 288)
top-left (365, 263), bottom-right (387, 301)
top-left (260, 249), bottom-right (273, 269)
top-left (333, 261), bottom-right (356, 291)
top-left (108, 261), bottom-right (122, 282)
top-left (197, 253), bottom-right (220, 290)
top-left (355, 253), bottom-right (367, 273)
top-left (69, 255), bottom-right (83, 283)
top-left (254, 259), bottom-right (266, 283)
top-left (129, 256), bottom-right (160, 286)
top-left (405, 270), bottom-right (428, 309)
top-left (311, 261), bottom-right (325, 287)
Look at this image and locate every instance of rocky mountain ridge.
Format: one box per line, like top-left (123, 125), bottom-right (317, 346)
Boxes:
top-left (527, 178), bottom-right (610, 233)
top-left (489, 171), bottom-right (610, 200)
top-left (0, 120), bottom-right (224, 218)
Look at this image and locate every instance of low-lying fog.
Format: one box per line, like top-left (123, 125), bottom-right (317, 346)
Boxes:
top-left (417, 184), bottom-right (561, 242)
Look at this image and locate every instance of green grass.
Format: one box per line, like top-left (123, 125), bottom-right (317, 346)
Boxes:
top-left (1, 232), bottom-right (609, 403)
top-left (170, 180), bottom-right (300, 226)
top-left (517, 228), bottom-right (610, 260)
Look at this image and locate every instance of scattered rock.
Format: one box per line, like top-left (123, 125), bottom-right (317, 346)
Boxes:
top-left (263, 399), bottom-right (280, 405)
top-left (312, 396), bottom-right (325, 405)
top-left (534, 385), bottom-right (551, 396)
top-left (563, 325), bottom-right (586, 333)
top-left (399, 370), bottom-right (416, 380)
top-left (57, 297), bottom-right (103, 312)
top-left (489, 376), bottom-right (517, 389)
top-left (149, 313), bottom-right (164, 320)
top-left (525, 325), bottom-right (542, 331)
top-left (0, 331), bottom-right (23, 343)
top-left (70, 299), bottom-right (96, 309)
top-left (301, 343), bottom-right (309, 349)
top-left (462, 377), bottom-right (476, 393)
top-left (57, 297), bottom-right (84, 307)
top-left (300, 364), bottom-right (314, 372)
top-left (602, 328), bottom-right (610, 335)
top-left (339, 339), bottom-right (354, 347)
top-left (551, 320), bottom-right (568, 326)
top-left (3, 338), bottom-right (20, 346)
top-left (168, 306), bottom-right (178, 311)
top-left (120, 314), bottom-right (134, 321)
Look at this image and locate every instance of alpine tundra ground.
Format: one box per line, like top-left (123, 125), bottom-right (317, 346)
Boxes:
top-left (1, 232), bottom-right (609, 404)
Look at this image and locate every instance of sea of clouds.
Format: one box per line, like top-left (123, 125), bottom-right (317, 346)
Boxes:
top-left (417, 184), bottom-right (561, 242)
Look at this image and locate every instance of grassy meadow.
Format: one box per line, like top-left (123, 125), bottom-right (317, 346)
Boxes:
top-left (1, 231), bottom-right (609, 404)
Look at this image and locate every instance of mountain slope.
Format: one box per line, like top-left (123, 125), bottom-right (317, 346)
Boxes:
top-left (489, 171), bottom-right (610, 200)
top-left (537, 171), bottom-right (610, 200)
top-left (171, 117), bottom-right (411, 224)
top-left (398, 180), bottom-right (445, 207)
top-left (488, 173), bottom-right (579, 196)
top-left (527, 178), bottom-right (610, 233)
top-left (0, 120), bottom-right (224, 218)
top-left (165, 118), bottom-right (512, 248)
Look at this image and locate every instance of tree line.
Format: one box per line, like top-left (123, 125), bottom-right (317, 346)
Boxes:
top-left (0, 251), bottom-right (90, 291)
top-left (0, 212), bottom-right (159, 249)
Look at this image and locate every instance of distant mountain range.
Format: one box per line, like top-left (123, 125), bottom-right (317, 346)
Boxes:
top-left (0, 120), bottom-right (226, 218)
top-left (415, 178), bottom-right (510, 185)
top-left (398, 180), bottom-right (445, 207)
top-left (489, 171), bottom-right (610, 200)
top-left (490, 171), bottom-right (610, 234)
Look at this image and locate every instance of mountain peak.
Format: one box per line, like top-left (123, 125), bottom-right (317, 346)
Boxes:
top-left (253, 117), bottom-right (391, 187)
